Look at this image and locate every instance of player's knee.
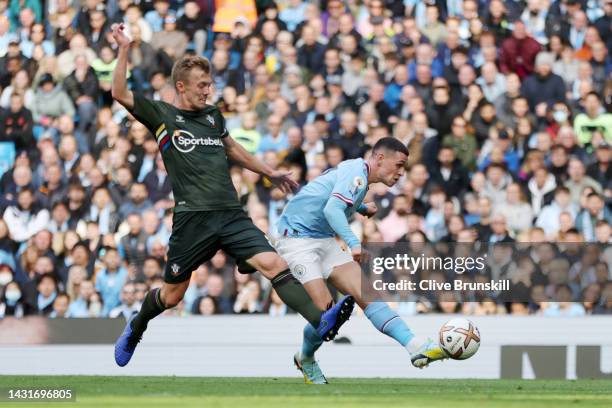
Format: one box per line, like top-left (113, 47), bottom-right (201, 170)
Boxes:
top-left (259, 254), bottom-right (289, 279)
top-left (161, 290), bottom-right (184, 308)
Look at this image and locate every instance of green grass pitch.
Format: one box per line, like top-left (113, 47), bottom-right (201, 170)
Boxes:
top-left (1, 376), bottom-right (611, 408)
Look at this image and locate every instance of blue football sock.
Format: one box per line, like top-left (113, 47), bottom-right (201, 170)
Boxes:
top-left (364, 302), bottom-right (415, 347)
top-left (301, 323), bottom-right (323, 360)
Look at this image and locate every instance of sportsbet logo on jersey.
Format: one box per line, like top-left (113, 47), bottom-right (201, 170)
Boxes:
top-left (172, 129), bottom-right (224, 153)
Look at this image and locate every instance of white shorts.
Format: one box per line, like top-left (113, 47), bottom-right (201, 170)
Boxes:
top-left (274, 236), bottom-right (354, 284)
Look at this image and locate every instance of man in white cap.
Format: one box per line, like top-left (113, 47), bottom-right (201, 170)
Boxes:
top-left (520, 51), bottom-right (566, 116)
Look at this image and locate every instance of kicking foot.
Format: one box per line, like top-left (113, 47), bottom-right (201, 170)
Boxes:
top-left (410, 338), bottom-right (448, 369)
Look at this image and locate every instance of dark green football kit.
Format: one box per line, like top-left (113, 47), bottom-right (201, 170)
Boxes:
top-left (128, 94), bottom-right (274, 283)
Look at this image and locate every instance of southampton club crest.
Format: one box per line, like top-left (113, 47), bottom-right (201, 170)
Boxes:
top-left (206, 114), bottom-right (216, 127)
top-left (170, 263), bottom-right (181, 275)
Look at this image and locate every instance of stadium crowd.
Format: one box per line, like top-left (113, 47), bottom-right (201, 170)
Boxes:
top-left (0, 0), bottom-right (610, 319)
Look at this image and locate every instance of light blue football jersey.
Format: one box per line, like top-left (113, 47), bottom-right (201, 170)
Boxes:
top-left (278, 158), bottom-right (370, 245)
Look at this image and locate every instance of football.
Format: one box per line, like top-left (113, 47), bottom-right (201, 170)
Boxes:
top-left (439, 318), bottom-right (481, 360)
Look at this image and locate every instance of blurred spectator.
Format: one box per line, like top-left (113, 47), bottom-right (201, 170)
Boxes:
top-left (150, 13), bottom-right (188, 61)
top-left (66, 271), bottom-right (92, 316)
top-left (575, 193), bottom-right (612, 241)
top-left (144, 0), bottom-right (172, 33)
top-left (183, 264), bottom-right (208, 313)
top-left (499, 21), bottom-right (541, 79)
top-left (194, 295), bottom-right (217, 316)
top-left (429, 146), bottom-right (469, 198)
top-left (119, 182), bottom-right (152, 218)
top-left (0, 93), bottom-right (35, 155)
top-left (63, 54), bottom-right (99, 139)
top-left (593, 283), bottom-right (612, 314)
top-left (231, 111), bottom-right (261, 154)
top-left (233, 279), bottom-right (262, 314)
top-left (118, 213), bottom-right (148, 272)
top-left (95, 246), bottom-right (128, 316)
top-left (0, 69), bottom-right (34, 109)
top-left (0, 280), bottom-right (24, 317)
top-left (86, 187), bottom-right (119, 235)
top-left (565, 157), bottom-right (602, 204)
top-left (587, 143), bottom-right (611, 188)
top-left (573, 91), bottom-right (612, 146)
top-left (442, 115), bottom-right (478, 171)
top-left (57, 34), bottom-right (97, 79)
top-left (49, 292), bottom-right (69, 318)
top-left (257, 115), bottom-right (288, 154)
top-left (330, 110), bottom-right (367, 160)
top-left (3, 186), bottom-right (49, 243)
top-left (109, 281), bottom-right (141, 318)
top-left (23, 272), bottom-right (57, 316)
top-left (85, 4), bottom-right (109, 51)
top-left (266, 289), bottom-right (288, 316)
top-left (297, 24), bottom-right (326, 74)
top-left (495, 182), bottom-right (534, 235)
top-left (177, 1), bottom-right (209, 56)
top-left (126, 24), bottom-right (157, 93)
top-left (521, 52), bottom-right (566, 113)
top-left (31, 73), bottom-right (75, 137)
top-left (536, 186), bottom-right (579, 238)
top-left (206, 273), bottom-right (233, 314)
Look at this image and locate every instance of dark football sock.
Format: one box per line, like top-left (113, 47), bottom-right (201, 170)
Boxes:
top-left (271, 269), bottom-right (322, 328)
top-left (130, 287), bottom-right (166, 337)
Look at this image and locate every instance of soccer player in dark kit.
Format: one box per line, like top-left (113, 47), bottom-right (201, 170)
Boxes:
top-left (110, 23), bottom-right (355, 367)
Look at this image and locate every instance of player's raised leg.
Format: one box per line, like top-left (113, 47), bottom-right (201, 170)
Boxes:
top-left (329, 261), bottom-right (447, 368)
top-left (116, 210), bottom-right (223, 367)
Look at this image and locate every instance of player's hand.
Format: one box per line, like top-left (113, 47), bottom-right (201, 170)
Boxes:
top-left (111, 23), bottom-right (132, 48)
top-left (352, 246), bottom-right (372, 263)
top-left (267, 170), bottom-right (299, 194)
top-left (363, 202), bottom-right (378, 218)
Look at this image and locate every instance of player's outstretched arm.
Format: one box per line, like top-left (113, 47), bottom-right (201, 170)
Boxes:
top-left (323, 197), bottom-right (361, 252)
top-left (111, 23), bottom-right (134, 111)
top-left (222, 135), bottom-right (298, 193)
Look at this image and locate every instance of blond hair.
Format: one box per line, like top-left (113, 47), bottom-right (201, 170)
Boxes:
top-left (171, 55), bottom-right (211, 86)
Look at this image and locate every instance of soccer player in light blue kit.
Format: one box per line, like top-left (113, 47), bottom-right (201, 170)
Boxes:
top-left (275, 138), bottom-right (447, 384)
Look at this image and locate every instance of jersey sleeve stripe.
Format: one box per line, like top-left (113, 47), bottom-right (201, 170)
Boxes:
top-left (159, 134), bottom-right (170, 149)
top-left (156, 129), bottom-right (168, 144)
top-left (332, 193), bottom-right (354, 207)
top-left (155, 124), bottom-right (166, 137)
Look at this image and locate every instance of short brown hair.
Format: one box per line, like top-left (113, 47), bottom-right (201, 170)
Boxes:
top-left (171, 55), bottom-right (211, 86)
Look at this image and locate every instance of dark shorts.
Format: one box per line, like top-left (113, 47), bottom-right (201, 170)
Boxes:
top-left (163, 209), bottom-right (275, 284)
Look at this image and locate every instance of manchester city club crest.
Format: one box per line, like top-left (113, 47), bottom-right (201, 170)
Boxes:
top-left (294, 264), bottom-right (306, 278)
top-left (206, 114), bottom-right (216, 127)
top-left (351, 176), bottom-right (365, 195)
